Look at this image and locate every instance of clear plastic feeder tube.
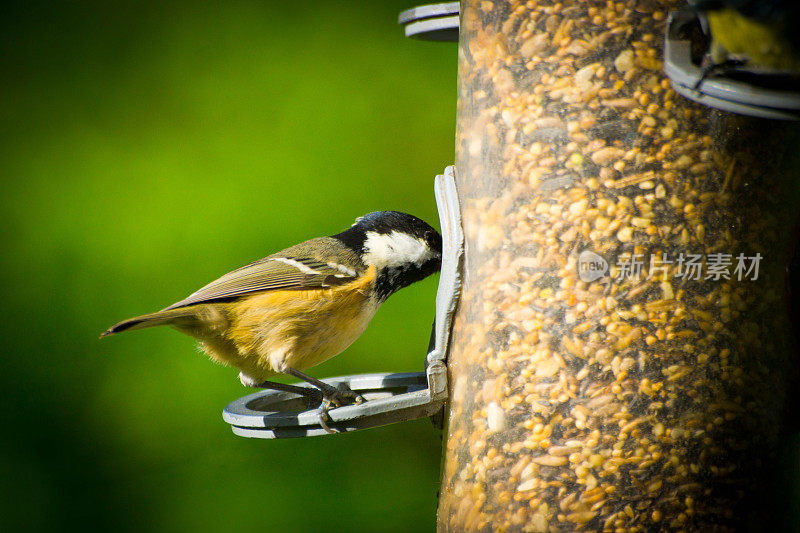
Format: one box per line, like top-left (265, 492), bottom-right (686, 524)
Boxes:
top-left (438, 1), bottom-right (800, 530)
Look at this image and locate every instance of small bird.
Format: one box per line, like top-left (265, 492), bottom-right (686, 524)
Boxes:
top-left (102, 211), bottom-right (442, 428)
top-left (690, 0), bottom-right (800, 71)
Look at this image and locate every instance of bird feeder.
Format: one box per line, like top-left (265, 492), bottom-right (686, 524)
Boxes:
top-left (436, 1), bottom-right (799, 531)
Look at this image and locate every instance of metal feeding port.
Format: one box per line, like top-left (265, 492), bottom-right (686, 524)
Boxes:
top-left (222, 166), bottom-right (463, 438)
top-left (398, 2), bottom-right (459, 42)
top-left (664, 9), bottom-right (800, 120)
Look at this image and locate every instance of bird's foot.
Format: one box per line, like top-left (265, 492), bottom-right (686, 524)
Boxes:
top-left (244, 375), bottom-right (325, 410)
top-left (327, 382), bottom-right (366, 407)
top-left (279, 366), bottom-right (366, 432)
top-left (694, 57), bottom-right (748, 89)
top-left (316, 383), bottom-right (365, 434)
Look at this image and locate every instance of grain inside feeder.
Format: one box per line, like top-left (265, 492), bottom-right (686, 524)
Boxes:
top-left (436, 1), bottom-right (800, 530)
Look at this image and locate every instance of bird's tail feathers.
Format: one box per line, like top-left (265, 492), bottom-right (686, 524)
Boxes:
top-left (100, 308), bottom-right (196, 338)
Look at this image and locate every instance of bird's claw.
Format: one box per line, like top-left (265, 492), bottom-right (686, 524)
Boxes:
top-left (317, 400), bottom-right (337, 434)
top-left (332, 384), bottom-right (366, 406)
top-left (693, 57), bottom-right (748, 90)
top-left (316, 385), bottom-right (366, 434)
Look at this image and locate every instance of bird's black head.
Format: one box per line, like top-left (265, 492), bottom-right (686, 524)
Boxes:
top-left (333, 211), bottom-right (442, 301)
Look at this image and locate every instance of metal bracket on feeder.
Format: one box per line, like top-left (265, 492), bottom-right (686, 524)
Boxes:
top-left (664, 9), bottom-right (800, 120)
top-left (222, 166), bottom-right (463, 438)
top-left (399, 2), bottom-right (459, 42)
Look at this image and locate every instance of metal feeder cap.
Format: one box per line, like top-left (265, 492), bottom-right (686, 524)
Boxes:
top-left (399, 2), bottom-right (459, 42)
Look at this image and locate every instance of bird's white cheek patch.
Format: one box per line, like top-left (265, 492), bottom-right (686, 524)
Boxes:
top-left (363, 230), bottom-right (435, 270)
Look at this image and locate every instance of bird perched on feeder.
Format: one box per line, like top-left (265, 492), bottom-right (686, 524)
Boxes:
top-left (689, 0), bottom-right (800, 71)
top-left (102, 211), bottom-right (442, 429)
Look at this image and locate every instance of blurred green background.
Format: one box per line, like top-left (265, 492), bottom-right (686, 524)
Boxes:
top-left (0, 1), bottom-right (455, 531)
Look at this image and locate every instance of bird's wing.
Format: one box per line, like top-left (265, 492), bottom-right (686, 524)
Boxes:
top-left (162, 252), bottom-right (359, 311)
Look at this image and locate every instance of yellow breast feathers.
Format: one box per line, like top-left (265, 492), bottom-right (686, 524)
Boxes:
top-left (192, 265), bottom-right (379, 382)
